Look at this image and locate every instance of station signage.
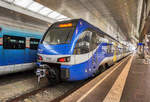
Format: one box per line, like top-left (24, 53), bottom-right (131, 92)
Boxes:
top-left (138, 43), bottom-right (144, 46)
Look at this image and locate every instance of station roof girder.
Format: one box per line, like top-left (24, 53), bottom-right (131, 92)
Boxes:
top-left (1, 0), bottom-right (71, 23)
top-left (35, 0), bottom-right (139, 44)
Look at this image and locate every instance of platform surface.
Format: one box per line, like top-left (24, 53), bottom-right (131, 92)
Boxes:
top-left (120, 55), bottom-right (150, 102)
top-left (61, 54), bottom-right (150, 102)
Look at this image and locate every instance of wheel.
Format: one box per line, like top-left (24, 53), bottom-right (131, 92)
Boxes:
top-left (105, 63), bottom-right (109, 69)
top-left (99, 65), bottom-right (106, 73)
top-left (46, 68), bottom-right (60, 86)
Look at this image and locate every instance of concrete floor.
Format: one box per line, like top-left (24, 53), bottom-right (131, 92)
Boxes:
top-left (120, 55), bottom-right (150, 102)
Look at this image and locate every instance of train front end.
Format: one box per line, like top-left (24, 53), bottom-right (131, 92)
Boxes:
top-left (36, 20), bottom-right (82, 83)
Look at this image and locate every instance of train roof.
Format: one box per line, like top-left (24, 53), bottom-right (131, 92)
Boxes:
top-left (53, 18), bottom-right (125, 46)
top-left (0, 25), bottom-right (43, 39)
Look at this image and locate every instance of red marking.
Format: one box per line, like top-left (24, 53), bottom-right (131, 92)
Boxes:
top-left (38, 56), bottom-right (43, 61)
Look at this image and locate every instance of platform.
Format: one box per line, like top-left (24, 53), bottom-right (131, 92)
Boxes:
top-left (61, 54), bottom-right (150, 102)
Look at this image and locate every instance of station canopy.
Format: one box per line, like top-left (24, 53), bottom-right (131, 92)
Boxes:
top-left (3, 0), bottom-right (71, 21)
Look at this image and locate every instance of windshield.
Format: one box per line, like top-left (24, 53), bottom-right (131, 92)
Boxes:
top-left (43, 27), bottom-right (75, 45)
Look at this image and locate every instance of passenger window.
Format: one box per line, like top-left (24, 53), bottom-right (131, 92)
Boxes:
top-left (107, 44), bottom-right (112, 53)
top-left (90, 32), bottom-right (97, 51)
top-left (30, 38), bottom-right (40, 50)
top-left (3, 35), bottom-right (25, 49)
top-left (74, 30), bottom-right (92, 54)
top-left (96, 34), bottom-right (103, 45)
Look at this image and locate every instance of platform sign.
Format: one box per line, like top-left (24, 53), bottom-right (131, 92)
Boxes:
top-left (138, 43), bottom-right (144, 46)
top-left (0, 37), bottom-right (3, 45)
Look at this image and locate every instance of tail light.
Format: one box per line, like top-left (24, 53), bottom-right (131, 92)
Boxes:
top-left (57, 56), bottom-right (70, 62)
top-left (38, 55), bottom-right (43, 61)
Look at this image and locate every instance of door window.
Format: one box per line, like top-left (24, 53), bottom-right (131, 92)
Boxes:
top-left (74, 30), bottom-right (92, 54)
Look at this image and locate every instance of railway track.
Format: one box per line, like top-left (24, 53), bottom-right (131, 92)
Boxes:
top-left (6, 85), bottom-right (49, 102)
top-left (6, 79), bottom-right (91, 102)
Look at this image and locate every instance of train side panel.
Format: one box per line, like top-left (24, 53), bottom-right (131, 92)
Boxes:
top-left (0, 26), bottom-right (42, 75)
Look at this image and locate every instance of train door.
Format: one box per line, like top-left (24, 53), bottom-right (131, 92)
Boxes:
top-left (29, 38), bottom-right (40, 62)
top-left (90, 32), bottom-right (99, 73)
top-left (25, 37), bottom-right (40, 64)
top-left (113, 43), bottom-right (117, 63)
top-left (107, 42), bottom-right (114, 65)
top-left (73, 30), bottom-right (92, 78)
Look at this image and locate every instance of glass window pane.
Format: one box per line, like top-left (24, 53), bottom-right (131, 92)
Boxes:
top-left (14, 0), bottom-right (33, 8)
top-left (48, 11), bottom-right (60, 19)
top-left (28, 2), bottom-right (44, 12)
top-left (39, 7), bottom-right (53, 16)
top-left (74, 31), bottom-right (92, 54)
top-left (30, 38), bottom-right (40, 50)
top-left (43, 28), bottom-right (75, 44)
top-left (3, 35), bottom-right (25, 49)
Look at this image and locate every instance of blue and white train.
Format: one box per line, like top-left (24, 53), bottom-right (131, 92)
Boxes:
top-left (0, 25), bottom-right (42, 75)
top-left (36, 19), bottom-right (130, 83)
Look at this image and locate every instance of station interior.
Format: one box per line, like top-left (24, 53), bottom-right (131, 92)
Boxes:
top-left (0, 0), bottom-right (150, 102)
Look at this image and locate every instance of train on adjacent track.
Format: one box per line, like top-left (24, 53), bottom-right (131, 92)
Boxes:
top-left (0, 25), bottom-right (42, 75)
top-left (36, 19), bottom-right (130, 83)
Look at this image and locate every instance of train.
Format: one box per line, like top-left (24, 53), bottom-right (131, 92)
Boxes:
top-left (36, 19), bottom-right (130, 83)
top-left (0, 25), bottom-right (42, 75)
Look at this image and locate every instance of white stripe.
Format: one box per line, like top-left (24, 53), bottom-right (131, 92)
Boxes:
top-left (0, 63), bottom-right (36, 75)
top-left (38, 46), bottom-right (99, 65)
top-left (39, 47), bottom-right (130, 66)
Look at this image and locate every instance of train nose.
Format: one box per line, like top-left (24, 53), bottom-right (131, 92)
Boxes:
top-left (38, 44), bottom-right (72, 55)
top-left (38, 49), bottom-right (43, 53)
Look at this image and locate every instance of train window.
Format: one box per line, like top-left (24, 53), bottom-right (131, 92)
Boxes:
top-left (90, 32), bottom-right (97, 51)
top-left (107, 44), bottom-right (111, 53)
top-left (73, 30), bottom-right (92, 54)
top-left (3, 35), bottom-right (25, 49)
top-left (97, 35), bottom-right (104, 44)
top-left (107, 43), bottom-right (114, 54)
top-left (30, 38), bottom-right (40, 50)
top-left (112, 45), bottom-right (116, 53)
top-left (43, 27), bottom-right (75, 44)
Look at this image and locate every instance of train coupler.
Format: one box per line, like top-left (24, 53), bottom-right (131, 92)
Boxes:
top-left (36, 65), bottom-right (49, 84)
